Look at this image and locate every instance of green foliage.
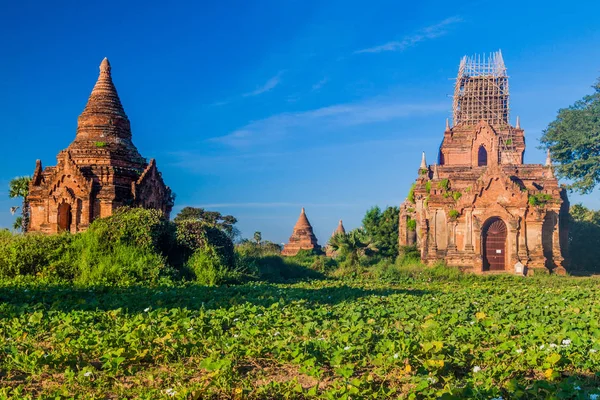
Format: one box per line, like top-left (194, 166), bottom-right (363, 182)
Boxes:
top-left (174, 207), bottom-right (238, 239)
top-left (452, 191), bottom-right (462, 201)
top-left (407, 183), bottom-right (416, 204)
top-left (541, 78), bottom-right (600, 194)
top-left (94, 141), bottom-right (107, 147)
top-left (8, 176), bottom-right (31, 233)
top-left (505, 138), bottom-right (513, 145)
top-left (89, 207), bottom-right (173, 253)
top-left (186, 247), bottom-right (234, 286)
top-left (1, 261), bottom-right (600, 397)
top-left (407, 217), bottom-right (416, 231)
top-left (528, 193), bottom-right (553, 207)
top-left (425, 181), bottom-right (432, 192)
top-left (567, 204), bottom-right (600, 272)
top-left (437, 178), bottom-right (450, 191)
top-left (0, 232), bottom-right (72, 278)
top-left (253, 231), bottom-right (262, 245)
top-left (235, 247), bottom-right (325, 282)
top-left (174, 220), bottom-right (235, 269)
top-left (448, 209), bottom-right (460, 220)
top-left (329, 228), bottom-right (378, 266)
top-left (361, 206), bottom-right (399, 259)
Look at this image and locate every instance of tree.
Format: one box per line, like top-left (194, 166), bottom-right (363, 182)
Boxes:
top-left (253, 231), bottom-right (262, 246)
top-left (174, 207), bottom-right (239, 239)
top-left (9, 176), bottom-right (31, 233)
top-left (328, 228), bottom-right (377, 266)
top-left (361, 206), bottom-right (399, 259)
top-left (541, 78), bottom-right (600, 194)
top-left (567, 204), bottom-right (600, 272)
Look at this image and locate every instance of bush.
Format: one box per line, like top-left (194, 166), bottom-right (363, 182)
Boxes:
top-left (186, 247), bottom-right (236, 286)
top-left (64, 231), bottom-right (167, 285)
top-left (174, 220), bottom-right (235, 269)
top-left (89, 207), bottom-right (174, 254)
top-left (0, 232), bottom-right (72, 278)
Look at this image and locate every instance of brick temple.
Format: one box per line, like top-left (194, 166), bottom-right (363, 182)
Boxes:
top-left (28, 58), bottom-right (173, 233)
top-left (399, 51), bottom-right (568, 274)
top-left (281, 208), bottom-right (321, 256)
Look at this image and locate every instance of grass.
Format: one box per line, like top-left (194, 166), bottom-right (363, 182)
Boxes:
top-left (0, 268), bottom-right (599, 399)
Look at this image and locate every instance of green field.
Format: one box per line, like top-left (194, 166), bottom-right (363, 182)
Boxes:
top-left (1, 272), bottom-right (599, 399)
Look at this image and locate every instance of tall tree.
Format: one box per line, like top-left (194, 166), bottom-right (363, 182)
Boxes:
top-left (540, 78), bottom-right (600, 194)
top-left (567, 204), bottom-right (600, 272)
top-left (253, 231), bottom-right (262, 245)
top-left (9, 176), bottom-right (31, 233)
top-left (174, 207), bottom-right (239, 239)
top-left (362, 206), bottom-right (399, 259)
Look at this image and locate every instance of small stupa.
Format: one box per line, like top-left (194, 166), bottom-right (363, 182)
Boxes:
top-left (325, 219), bottom-right (346, 257)
top-left (281, 208), bottom-right (320, 256)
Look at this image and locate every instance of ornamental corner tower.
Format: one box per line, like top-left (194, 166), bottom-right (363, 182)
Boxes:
top-left (28, 58), bottom-right (173, 233)
top-left (399, 51), bottom-right (568, 275)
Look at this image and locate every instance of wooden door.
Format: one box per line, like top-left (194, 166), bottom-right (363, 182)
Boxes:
top-left (483, 218), bottom-right (506, 271)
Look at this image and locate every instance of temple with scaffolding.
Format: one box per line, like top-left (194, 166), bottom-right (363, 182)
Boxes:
top-left (399, 51), bottom-right (569, 275)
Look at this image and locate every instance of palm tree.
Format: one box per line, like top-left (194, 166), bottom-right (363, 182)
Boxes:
top-left (328, 228), bottom-right (378, 265)
top-left (9, 176), bottom-right (31, 233)
top-left (253, 231), bottom-right (262, 246)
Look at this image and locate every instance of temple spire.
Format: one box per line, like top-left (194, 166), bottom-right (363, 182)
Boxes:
top-left (335, 219), bottom-right (346, 235)
top-left (516, 116), bottom-right (521, 129)
top-left (545, 149), bottom-right (552, 167)
top-left (445, 118), bottom-right (450, 131)
top-left (433, 163), bottom-right (439, 179)
top-left (420, 152), bottom-right (427, 170)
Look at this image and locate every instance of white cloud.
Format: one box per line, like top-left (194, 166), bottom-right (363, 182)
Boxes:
top-left (209, 98), bottom-right (447, 147)
top-left (243, 72), bottom-right (283, 97)
top-left (311, 77), bottom-right (329, 91)
top-left (355, 16), bottom-right (463, 54)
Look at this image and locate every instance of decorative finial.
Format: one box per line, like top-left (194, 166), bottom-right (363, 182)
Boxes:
top-left (433, 163), bottom-right (439, 179)
top-left (301, 207), bottom-right (305, 213)
top-left (516, 116), bottom-right (521, 129)
top-left (445, 118), bottom-right (450, 131)
top-left (545, 149), bottom-right (552, 167)
top-left (420, 151), bottom-right (427, 170)
top-left (100, 57), bottom-right (111, 74)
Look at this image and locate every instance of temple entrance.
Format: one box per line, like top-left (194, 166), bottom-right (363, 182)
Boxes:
top-left (57, 202), bottom-right (72, 232)
top-left (482, 217), bottom-right (506, 271)
top-left (478, 145), bottom-right (488, 166)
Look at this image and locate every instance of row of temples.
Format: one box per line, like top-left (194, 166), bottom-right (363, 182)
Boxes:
top-left (398, 51), bottom-right (568, 274)
top-left (25, 53), bottom-right (570, 274)
top-left (28, 58), bottom-right (173, 233)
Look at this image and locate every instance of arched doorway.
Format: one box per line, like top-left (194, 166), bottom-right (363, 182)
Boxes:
top-left (57, 202), bottom-right (72, 232)
top-left (478, 145), bottom-right (488, 166)
top-left (482, 217), bottom-right (506, 271)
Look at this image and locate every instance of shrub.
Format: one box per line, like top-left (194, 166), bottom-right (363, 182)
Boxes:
top-left (89, 207), bottom-right (174, 254)
top-left (448, 209), bottom-right (460, 220)
top-left (174, 220), bottom-right (235, 269)
top-left (186, 247), bottom-right (234, 286)
top-left (407, 218), bottom-right (417, 231)
top-left (425, 181), bottom-right (432, 192)
top-left (407, 183), bottom-right (416, 204)
top-left (437, 179), bottom-right (450, 191)
top-left (528, 193), bottom-right (553, 207)
top-left (0, 232), bottom-right (72, 278)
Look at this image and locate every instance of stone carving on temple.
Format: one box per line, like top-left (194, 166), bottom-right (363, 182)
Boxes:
top-left (399, 51), bottom-right (568, 275)
top-left (28, 58), bottom-right (173, 233)
top-left (281, 208), bottom-right (321, 256)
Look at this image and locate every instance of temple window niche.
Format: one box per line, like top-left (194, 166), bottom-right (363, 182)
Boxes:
top-left (478, 145), bottom-right (488, 166)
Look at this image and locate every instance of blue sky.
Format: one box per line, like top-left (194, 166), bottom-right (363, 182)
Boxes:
top-left (1, 0), bottom-right (599, 244)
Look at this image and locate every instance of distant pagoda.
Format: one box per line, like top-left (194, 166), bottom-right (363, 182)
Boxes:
top-left (325, 219), bottom-right (346, 257)
top-left (281, 208), bottom-right (321, 256)
top-left (28, 58), bottom-right (173, 233)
